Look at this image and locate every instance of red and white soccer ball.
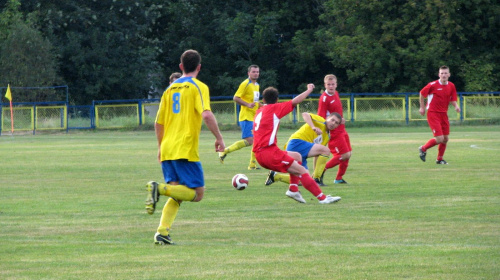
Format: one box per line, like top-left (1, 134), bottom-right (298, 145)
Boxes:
top-left (232, 174), bottom-right (249, 190)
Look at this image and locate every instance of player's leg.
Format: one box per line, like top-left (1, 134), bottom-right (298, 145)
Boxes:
top-left (287, 160), bottom-right (341, 204)
top-left (436, 115), bottom-right (450, 164)
top-left (156, 197), bottom-right (180, 244)
top-left (146, 160), bottom-right (205, 245)
top-left (334, 133), bottom-right (352, 184)
top-left (219, 121), bottom-right (256, 167)
top-left (322, 134), bottom-right (347, 183)
top-left (307, 144), bottom-right (330, 186)
top-left (419, 112), bottom-right (441, 162)
top-left (284, 151), bottom-right (307, 203)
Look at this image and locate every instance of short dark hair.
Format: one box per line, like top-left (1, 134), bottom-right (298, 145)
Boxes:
top-left (262, 87), bottom-right (279, 104)
top-left (169, 72), bottom-right (182, 83)
top-left (248, 65), bottom-right (259, 72)
top-left (327, 112), bottom-right (342, 122)
top-left (440, 65), bottom-right (449, 71)
top-left (180, 50), bottom-right (201, 73)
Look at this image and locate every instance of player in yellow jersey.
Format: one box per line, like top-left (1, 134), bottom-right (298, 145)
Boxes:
top-left (144, 50), bottom-right (225, 245)
top-left (264, 112), bottom-right (344, 192)
top-left (219, 65), bottom-right (261, 170)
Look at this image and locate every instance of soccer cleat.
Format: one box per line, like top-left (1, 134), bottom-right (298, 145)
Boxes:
top-left (218, 151), bottom-right (227, 164)
top-left (285, 190), bottom-right (306, 203)
top-left (248, 166), bottom-right (261, 170)
top-left (314, 178), bottom-right (326, 187)
top-left (145, 181), bottom-right (160, 215)
top-left (334, 179), bottom-right (348, 184)
top-left (319, 195), bottom-right (341, 204)
top-left (419, 146), bottom-right (426, 162)
top-left (265, 171), bottom-right (276, 186)
top-left (436, 159), bottom-right (448, 165)
top-left (154, 232), bottom-right (174, 245)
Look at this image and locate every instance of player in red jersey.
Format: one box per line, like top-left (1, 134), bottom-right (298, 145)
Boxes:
top-left (253, 84), bottom-right (341, 204)
top-left (418, 65), bottom-right (461, 164)
top-left (315, 74), bottom-right (352, 185)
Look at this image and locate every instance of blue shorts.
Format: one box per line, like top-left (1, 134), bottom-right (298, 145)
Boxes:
top-left (240, 120), bottom-right (254, 139)
top-left (161, 160), bottom-right (204, 188)
top-left (286, 139), bottom-right (314, 170)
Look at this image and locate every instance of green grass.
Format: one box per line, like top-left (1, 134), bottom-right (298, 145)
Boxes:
top-left (1, 126), bottom-right (499, 279)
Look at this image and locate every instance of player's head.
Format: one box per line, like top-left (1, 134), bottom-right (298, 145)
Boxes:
top-left (324, 74), bottom-right (337, 93)
top-left (169, 72), bottom-right (182, 84)
top-left (325, 112), bottom-right (342, 130)
top-left (180, 50), bottom-right (201, 74)
top-left (262, 87), bottom-right (279, 104)
top-left (248, 65), bottom-right (260, 81)
top-left (438, 65), bottom-right (450, 82)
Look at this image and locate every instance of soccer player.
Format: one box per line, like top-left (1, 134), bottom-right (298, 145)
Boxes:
top-left (265, 112), bottom-right (344, 187)
top-left (144, 50), bottom-right (225, 245)
top-left (169, 72), bottom-right (181, 84)
top-left (219, 65), bottom-right (261, 170)
top-left (253, 84), bottom-right (341, 204)
top-left (316, 74), bottom-right (352, 185)
top-left (418, 65), bottom-right (461, 164)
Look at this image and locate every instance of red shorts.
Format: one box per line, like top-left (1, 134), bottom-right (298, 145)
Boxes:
top-left (255, 146), bottom-right (295, 173)
top-left (328, 131), bottom-right (352, 155)
top-left (427, 111), bottom-right (449, 136)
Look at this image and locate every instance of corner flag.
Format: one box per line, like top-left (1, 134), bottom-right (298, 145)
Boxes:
top-left (4, 84), bottom-right (14, 133)
top-left (5, 84), bottom-right (12, 101)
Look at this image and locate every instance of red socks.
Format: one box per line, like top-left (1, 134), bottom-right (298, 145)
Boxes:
top-left (288, 175), bottom-right (300, 192)
top-left (423, 139), bottom-right (447, 160)
top-left (299, 173), bottom-right (326, 200)
top-left (336, 160), bottom-right (349, 180)
top-left (422, 138), bottom-right (437, 152)
top-left (325, 155), bottom-right (341, 169)
top-left (437, 143), bottom-right (447, 161)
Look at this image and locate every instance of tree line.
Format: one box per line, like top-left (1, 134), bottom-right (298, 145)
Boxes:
top-left (0, 0), bottom-right (498, 104)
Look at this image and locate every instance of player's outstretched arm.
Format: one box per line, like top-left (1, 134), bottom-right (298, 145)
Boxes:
top-left (202, 110), bottom-right (225, 152)
top-left (292, 84), bottom-right (315, 106)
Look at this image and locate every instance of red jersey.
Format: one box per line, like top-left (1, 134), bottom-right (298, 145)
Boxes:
top-left (420, 80), bottom-right (457, 113)
top-left (252, 101), bottom-right (294, 152)
top-left (317, 90), bottom-right (345, 136)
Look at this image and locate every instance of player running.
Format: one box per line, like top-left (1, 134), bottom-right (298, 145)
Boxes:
top-left (418, 65), bottom-right (461, 164)
top-left (219, 65), bottom-right (261, 170)
top-left (144, 50), bottom-right (225, 245)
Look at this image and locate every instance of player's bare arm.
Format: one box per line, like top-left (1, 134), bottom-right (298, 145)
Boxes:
top-left (154, 122), bottom-right (164, 163)
top-left (419, 94), bottom-right (426, 116)
top-left (233, 96), bottom-right (255, 108)
top-left (292, 84), bottom-right (315, 106)
top-left (202, 110), bottom-right (225, 152)
top-left (451, 101), bottom-right (461, 113)
top-left (302, 112), bottom-right (321, 135)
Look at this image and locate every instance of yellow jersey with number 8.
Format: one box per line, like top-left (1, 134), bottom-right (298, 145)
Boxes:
top-left (156, 76), bottom-right (211, 162)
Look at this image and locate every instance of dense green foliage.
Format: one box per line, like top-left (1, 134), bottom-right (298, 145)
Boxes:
top-left (0, 0), bottom-right (499, 104)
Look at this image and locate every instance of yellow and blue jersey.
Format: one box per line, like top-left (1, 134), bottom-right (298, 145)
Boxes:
top-left (234, 78), bottom-right (260, 121)
top-left (156, 76), bottom-right (211, 162)
top-left (288, 114), bottom-right (329, 146)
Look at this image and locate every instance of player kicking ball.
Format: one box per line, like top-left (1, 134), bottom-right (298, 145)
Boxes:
top-left (253, 84), bottom-right (341, 204)
top-left (264, 112), bottom-right (344, 188)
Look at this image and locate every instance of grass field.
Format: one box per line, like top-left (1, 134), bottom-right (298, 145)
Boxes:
top-left (0, 126), bottom-right (499, 279)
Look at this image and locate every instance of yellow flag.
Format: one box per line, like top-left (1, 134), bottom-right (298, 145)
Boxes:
top-left (5, 84), bottom-right (12, 101)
